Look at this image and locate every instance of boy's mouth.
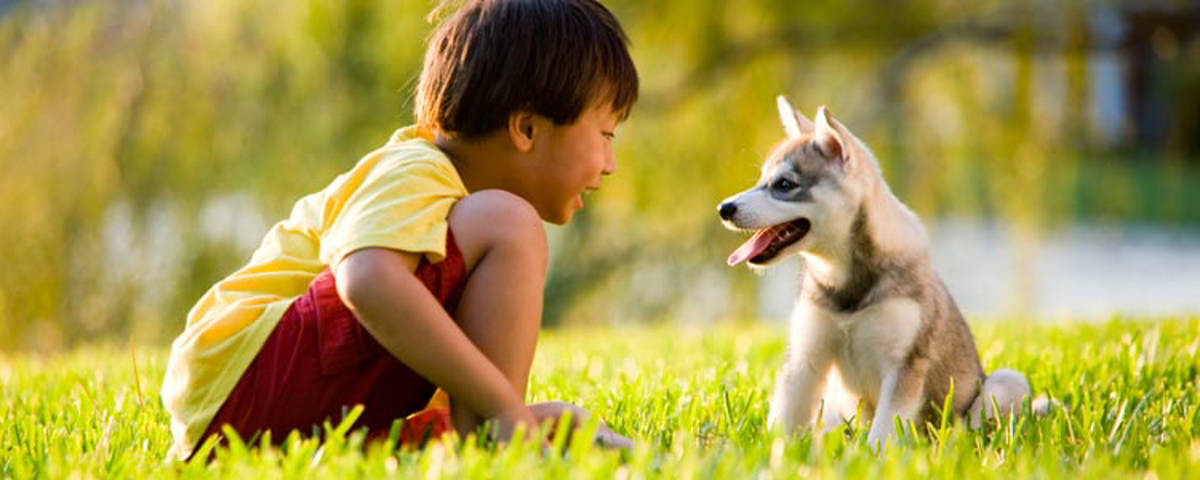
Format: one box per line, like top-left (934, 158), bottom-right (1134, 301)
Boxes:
top-left (727, 218), bottom-right (811, 266)
top-left (576, 187), bottom-right (598, 209)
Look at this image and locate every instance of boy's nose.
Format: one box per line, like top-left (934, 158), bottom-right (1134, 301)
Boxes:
top-left (718, 202), bottom-right (737, 220)
top-left (603, 155), bottom-right (617, 175)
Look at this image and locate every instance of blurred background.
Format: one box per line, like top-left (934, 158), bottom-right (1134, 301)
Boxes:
top-left (1, 0), bottom-right (1198, 352)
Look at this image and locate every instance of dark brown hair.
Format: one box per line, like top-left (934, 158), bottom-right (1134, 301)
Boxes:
top-left (415, 0), bottom-right (639, 139)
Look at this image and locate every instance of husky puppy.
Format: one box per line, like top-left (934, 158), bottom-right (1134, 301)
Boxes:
top-left (718, 97), bottom-right (1032, 447)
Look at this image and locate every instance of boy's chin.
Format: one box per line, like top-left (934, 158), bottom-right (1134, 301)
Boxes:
top-left (546, 209), bottom-right (574, 225)
top-left (529, 203), bottom-right (572, 225)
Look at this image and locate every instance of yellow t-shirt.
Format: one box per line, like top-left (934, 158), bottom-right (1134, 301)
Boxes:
top-left (160, 126), bottom-right (469, 461)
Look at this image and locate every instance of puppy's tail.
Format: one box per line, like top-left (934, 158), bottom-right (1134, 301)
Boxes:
top-left (967, 368), bottom-right (1056, 429)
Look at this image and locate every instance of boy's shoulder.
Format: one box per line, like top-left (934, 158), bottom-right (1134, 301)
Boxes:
top-left (306, 126), bottom-right (465, 214)
top-left (363, 127), bottom-right (468, 202)
top-left (380, 126), bottom-right (444, 163)
top-left (365, 126), bottom-right (461, 182)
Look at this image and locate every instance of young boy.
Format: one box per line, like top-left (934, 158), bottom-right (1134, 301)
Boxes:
top-left (161, 0), bottom-right (638, 461)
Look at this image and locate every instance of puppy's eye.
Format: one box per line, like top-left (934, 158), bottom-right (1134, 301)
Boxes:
top-left (771, 178), bottom-right (797, 191)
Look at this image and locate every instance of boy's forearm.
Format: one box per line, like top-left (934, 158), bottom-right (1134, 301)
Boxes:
top-left (334, 248), bottom-right (531, 424)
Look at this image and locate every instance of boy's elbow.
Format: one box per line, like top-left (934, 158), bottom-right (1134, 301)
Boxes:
top-left (334, 248), bottom-right (418, 313)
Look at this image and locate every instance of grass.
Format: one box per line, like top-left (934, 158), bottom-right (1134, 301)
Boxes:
top-left (2, 317), bottom-right (1199, 478)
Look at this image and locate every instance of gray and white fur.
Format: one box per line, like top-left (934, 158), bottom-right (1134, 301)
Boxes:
top-left (718, 97), bottom-right (1035, 448)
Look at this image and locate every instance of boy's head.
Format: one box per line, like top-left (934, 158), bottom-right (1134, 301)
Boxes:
top-left (415, 0), bottom-right (638, 140)
top-left (415, 0), bottom-right (639, 224)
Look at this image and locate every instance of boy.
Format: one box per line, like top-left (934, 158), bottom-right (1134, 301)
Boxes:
top-left (161, 0), bottom-right (638, 461)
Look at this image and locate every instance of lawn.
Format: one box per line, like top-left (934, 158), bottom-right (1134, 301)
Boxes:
top-left (2, 317), bottom-right (1198, 478)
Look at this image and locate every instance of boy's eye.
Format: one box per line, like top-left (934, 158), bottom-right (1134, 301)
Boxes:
top-left (772, 178), bottom-right (797, 191)
top-left (602, 131), bottom-right (615, 140)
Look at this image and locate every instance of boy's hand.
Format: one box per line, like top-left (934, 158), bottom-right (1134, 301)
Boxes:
top-left (484, 405), bottom-right (541, 444)
top-left (528, 401), bottom-right (634, 450)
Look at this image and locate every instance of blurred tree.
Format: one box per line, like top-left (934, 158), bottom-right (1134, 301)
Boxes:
top-left (0, 0), bottom-right (1197, 350)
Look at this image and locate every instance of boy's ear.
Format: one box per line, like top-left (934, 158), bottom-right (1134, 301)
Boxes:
top-left (777, 95), bottom-right (814, 138)
top-left (507, 111), bottom-right (537, 153)
top-left (813, 106), bottom-right (844, 163)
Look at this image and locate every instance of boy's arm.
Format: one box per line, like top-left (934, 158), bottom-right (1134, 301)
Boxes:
top-left (334, 247), bottom-right (538, 438)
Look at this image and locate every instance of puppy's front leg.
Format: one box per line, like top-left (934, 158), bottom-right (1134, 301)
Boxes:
top-left (768, 316), bottom-right (835, 433)
top-left (866, 360), bottom-right (928, 450)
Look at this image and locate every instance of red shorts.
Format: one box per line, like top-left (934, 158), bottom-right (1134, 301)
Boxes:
top-left (196, 230), bottom-right (467, 457)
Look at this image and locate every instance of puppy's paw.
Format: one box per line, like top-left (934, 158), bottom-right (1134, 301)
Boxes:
top-left (1031, 395), bottom-right (1062, 416)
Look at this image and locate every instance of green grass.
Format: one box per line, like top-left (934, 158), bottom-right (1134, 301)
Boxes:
top-left (2, 317), bottom-right (1199, 478)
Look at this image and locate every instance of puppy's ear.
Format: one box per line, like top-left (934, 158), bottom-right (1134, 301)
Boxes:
top-left (777, 95), bottom-right (814, 138)
top-left (813, 106), bottom-right (844, 163)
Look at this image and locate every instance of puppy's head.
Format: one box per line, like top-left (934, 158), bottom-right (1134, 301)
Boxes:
top-left (718, 96), bottom-right (868, 267)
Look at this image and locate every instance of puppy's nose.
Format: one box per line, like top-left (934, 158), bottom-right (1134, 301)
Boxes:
top-left (718, 202), bottom-right (738, 220)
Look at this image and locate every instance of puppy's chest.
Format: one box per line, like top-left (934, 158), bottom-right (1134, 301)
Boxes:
top-left (806, 298), bottom-right (924, 403)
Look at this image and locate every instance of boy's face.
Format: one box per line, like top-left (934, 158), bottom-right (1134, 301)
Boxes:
top-left (525, 104), bottom-right (621, 224)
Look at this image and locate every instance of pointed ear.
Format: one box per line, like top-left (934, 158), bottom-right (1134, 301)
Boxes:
top-left (776, 95), bottom-right (814, 138)
top-left (813, 106), bottom-right (844, 162)
top-left (507, 111), bottom-right (536, 153)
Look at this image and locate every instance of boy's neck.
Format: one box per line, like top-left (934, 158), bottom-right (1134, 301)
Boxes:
top-left (435, 131), bottom-right (523, 194)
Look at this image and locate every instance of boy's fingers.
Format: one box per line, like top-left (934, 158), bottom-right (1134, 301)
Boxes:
top-left (485, 405), bottom-right (540, 443)
top-left (594, 425), bottom-right (634, 450)
top-left (530, 401), bottom-right (592, 426)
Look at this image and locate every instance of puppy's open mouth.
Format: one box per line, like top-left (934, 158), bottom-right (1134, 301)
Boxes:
top-left (727, 218), bottom-right (811, 266)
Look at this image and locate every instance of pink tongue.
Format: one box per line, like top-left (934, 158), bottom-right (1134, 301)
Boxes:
top-left (727, 228), bottom-right (777, 266)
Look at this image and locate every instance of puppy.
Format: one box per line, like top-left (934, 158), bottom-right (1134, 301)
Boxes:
top-left (719, 97), bottom-right (1032, 447)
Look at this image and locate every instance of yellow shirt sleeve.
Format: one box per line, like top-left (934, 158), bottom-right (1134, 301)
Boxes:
top-left (320, 155), bottom-right (466, 267)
